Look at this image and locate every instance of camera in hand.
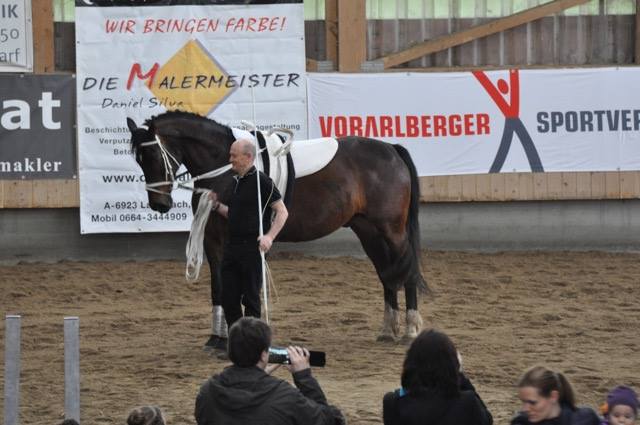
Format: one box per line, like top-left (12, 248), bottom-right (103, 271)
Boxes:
top-left (268, 346), bottom-right (326, 367)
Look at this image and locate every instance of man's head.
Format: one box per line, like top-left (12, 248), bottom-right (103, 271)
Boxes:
top-left (228, 317), bottom-right (272, 367)
top-left (229, 138), bottom-right (256, 176)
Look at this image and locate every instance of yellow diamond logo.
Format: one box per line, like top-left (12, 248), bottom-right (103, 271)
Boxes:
top-left (148, 39), bottom-right (235, 115)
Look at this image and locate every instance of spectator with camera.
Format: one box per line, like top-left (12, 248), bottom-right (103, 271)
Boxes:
top-left (195, 317), bottom-right (344, 425)
top-left (382, 329), bottom-right (493, 425)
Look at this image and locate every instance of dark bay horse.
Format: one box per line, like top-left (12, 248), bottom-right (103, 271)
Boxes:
top-left (126, 111), bottom-right (427, 343)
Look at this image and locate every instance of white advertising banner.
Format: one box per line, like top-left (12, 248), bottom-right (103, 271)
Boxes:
top-left (307, 68), bottom-right (640, 176)
top-left (76, 0), bottom-right (305, 234)
top-left (0, 0), bottom-right (33, 72)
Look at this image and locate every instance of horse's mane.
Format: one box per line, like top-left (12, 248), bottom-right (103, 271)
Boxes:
top-left (130, 110), bottom-right (234, 155)
top-left (144, 110), bottom-right (234, 139)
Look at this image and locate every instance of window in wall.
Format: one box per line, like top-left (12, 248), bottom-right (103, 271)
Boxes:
top-left (53, 0), bottom-right (75, 22)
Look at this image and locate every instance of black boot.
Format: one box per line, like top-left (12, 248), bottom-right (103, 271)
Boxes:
top-left (203, 334), bottom-right (220, 352)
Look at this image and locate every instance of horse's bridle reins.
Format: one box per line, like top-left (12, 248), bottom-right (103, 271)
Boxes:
top-left (138, 135), bottom-right (232, 196)
top-left (138, 127), bottom-right (293, 197)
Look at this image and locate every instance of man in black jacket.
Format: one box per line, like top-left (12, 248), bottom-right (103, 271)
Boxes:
top-left (195, 317), bottom-right (344, 425)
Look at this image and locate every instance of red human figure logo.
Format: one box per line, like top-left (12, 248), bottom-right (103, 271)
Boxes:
top-left (472, 69), bottom-right (543, 173)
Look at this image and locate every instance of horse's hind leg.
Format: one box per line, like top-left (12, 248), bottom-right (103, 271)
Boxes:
top-left (381, 288), bottom-right (401, 341)
top-left (373, 219), bottom-right (425, 342)
top-left (402, 284), bottom-right (423, 343)
top-left (350, 217), bottom-right (401, 341)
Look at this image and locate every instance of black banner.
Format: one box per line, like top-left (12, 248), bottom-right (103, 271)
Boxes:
top-left (0, 74), bottom-right (76, 179)
top-left (75, 0), bottom-right (302, 6)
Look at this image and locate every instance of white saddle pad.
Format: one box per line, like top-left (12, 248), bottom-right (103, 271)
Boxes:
top-left (290, 137), bottom-right (338, 178)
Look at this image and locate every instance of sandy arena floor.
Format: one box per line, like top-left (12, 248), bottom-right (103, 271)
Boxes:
top-left (1, 250), bottom-right (639, 424)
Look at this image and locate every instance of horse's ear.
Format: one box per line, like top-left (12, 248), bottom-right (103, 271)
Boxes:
top-left (126, 117), bottom-right (137, 133)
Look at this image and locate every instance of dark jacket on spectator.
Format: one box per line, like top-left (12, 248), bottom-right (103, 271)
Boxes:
top-left (510, 403), bottom-right (600, 425)
top-left (382, 374), bottom-right (493, 425)
top-left (195, 365), bottom-right (343, 425)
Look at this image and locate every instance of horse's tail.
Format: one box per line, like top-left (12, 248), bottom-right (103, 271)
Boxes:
top-left (393, 144), bottom-right (429, 294)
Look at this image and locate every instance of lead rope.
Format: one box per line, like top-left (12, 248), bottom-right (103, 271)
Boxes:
top-left (185, 192), bottom-right (214, 282)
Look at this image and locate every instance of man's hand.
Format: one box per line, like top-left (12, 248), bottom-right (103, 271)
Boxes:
top-left (258, 234), bottom-right (274, 252)
top-left (207, 191), bottom-right (222, 212)
top-left (285, 346), bottom-right (310, 373)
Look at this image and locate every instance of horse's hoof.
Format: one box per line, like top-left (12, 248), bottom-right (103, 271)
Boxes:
top-left (376, 334), bottom-right (396, 343)
top-left (213, 337), bottom-right (227, 351)
top-left (399, 334), bottom-right (416, 345)
top-left (215, 350), bottom-right (230, 361)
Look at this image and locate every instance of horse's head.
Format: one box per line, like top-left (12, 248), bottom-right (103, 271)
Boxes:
top-left (127, 117), bottom-right (180, 213)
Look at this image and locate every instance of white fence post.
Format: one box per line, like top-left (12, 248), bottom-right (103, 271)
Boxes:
top-left (4, 315), bottom-right (21, 425)
top-left (64, 317), bottom-right (80, 423)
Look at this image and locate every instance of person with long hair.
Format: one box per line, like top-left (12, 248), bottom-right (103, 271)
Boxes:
top-left (511, 365), bottom-right (599, 425)
top-left (382, 329), bottom-right (493, 425)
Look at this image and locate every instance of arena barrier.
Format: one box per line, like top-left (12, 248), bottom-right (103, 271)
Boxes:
top-left (3, 315), bottom-right (80, 425)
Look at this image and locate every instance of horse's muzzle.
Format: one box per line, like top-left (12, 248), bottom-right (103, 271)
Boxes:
top-left (149, 194), bottom-right (172, 213)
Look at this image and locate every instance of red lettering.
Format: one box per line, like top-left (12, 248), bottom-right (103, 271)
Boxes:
top-left (127, 63), bottom-right (160, 90)
top-left (334, 116), bottom-right (347, 137)
top-left (406, 116), bottom-right (419, 137)
top-left (259, 17), bottom-right (269, 31)
top-left (105, 19), bottom-right (118, 33)
top-left (380, 116), bottom-right (393, 137)
top-left (477, 113), bottom-right (490, 135)
top-left (197, 18), bottom-right (206, 32)
top-left (270, 17), bottom-right (279, 31)
top-left (233, 18), bottom-right (245, 32)
top-left (349, 116), bottom-right (363, 136)
top-left (433, 115), bottom-right (447, 136)
top-left (225, 18), bottom-right (236, 32)
top-left (155, 19), bottom-right (166, 33)
top-left (421, 116), bottom-right (431, 137)
top-left (463, 114), bottom-right (474, 135)
top-left (365, 116), bottom-right (379, 137)
top-left (449, 114), bottom-right (462, 136)
top-left (246, 17), bottom-right (256, 32)
top-left (319, 116), bottom-right (333, 137)
top-left (143, 19), bottom-right (153, 33)
top-left (105, 19), bottom-right (136, 34)
top-left (394, 116), bottom-right (405, 137)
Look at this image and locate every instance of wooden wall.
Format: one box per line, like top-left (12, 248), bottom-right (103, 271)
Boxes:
top-left (1, 1), bottom-right (79, 209)
top-left (2, 172), bottom-right (640, 208)
top-left (0, 180), bottom-right (79, 208)
top-left (367, 15), bottom-right (635, 68)
top-left (3, 1), bottom-right (640, 209)
top-left (419, 171), bottom-right (640, 202)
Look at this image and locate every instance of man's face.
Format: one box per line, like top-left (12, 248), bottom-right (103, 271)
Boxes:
top-left (518, 386), bottom-right (559, 423)
top-left (229, 143), bottom-right (252, 174)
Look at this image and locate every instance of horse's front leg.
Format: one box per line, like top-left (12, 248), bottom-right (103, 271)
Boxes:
top-left (203, 256), bottom-right (227, 351)
top-left (402, 283), bottom-right (423, 344)
top-left (378, 287), bottom-right (401, 342)
top-left (202, 216), bottom-right (227, 351)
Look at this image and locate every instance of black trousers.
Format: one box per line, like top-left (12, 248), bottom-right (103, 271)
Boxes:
top-left (221, 242), bottom-right (263, 330)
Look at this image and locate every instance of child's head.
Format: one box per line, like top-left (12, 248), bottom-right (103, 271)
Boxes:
top-left (605, 386), bottom-right (638, 425)
top-left (126, 406), bottom-right (165, 425)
